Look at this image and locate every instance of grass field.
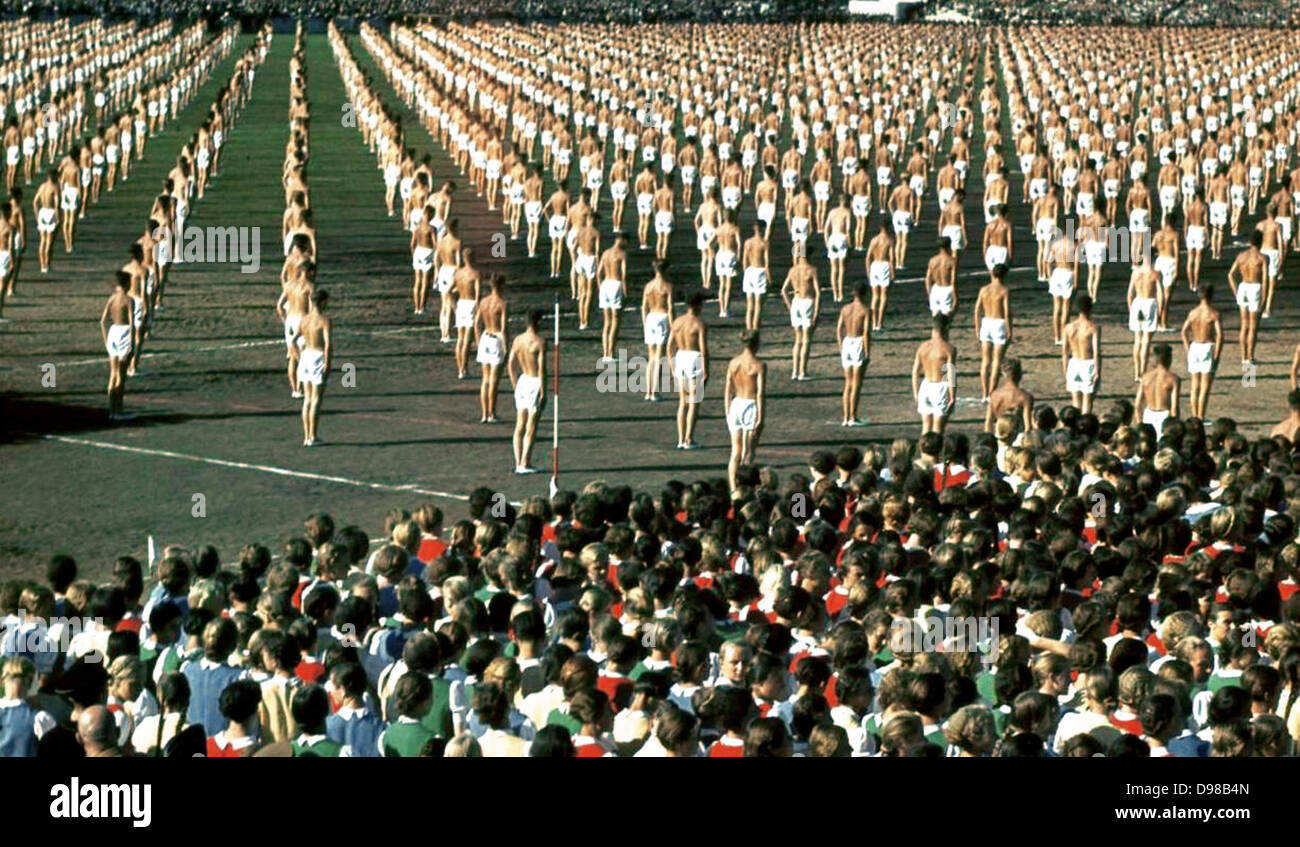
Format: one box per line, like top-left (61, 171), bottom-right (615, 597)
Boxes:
top-left (1, 29), bottom-right (1298, 578)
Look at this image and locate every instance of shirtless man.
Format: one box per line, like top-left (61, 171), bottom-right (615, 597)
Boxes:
top-left (824, 194), bottom-right (852, 302)
top-left (865, 218), bottom-right (895, 330)
top-left (849, 159), bottom-right (872, 250)
top-left (1256, 203), bottom-right (1283, 320)
top-left (297, 289), bottom-right (333, 447)
top-left (787, 181), bottom-right (813, 260)
top-left (1, 192), bottom-right (22, 300)
top-left (609, 150), bottom-right (631, 232)
top-left (913, 315), bottom-right (956, 436)
top-left (713, 210), bottom-right (741, 322)
top-left (1206, 169), bottom-right (1231, 262)
top-left (634, 163), bottom-right (656, 251)
top-left (409, 205), bottom-right (436, 317)
top-left (573, 212), bottom-right (601, 331)
top-left (1125, 179), bottom-right (1153, 268)
top-left (100, 272), bottom-right (134, 420)
top-left (1227, 230), bottom-right (1267, 365)
top-left (1101, 156), bottom-right (1125, 222)
top-left (836, 283), bottom-right (871, 427)
top-left (973, 263), bottom-right (1013, 403)
top-left (58, 150), bottom-right (80, 252)
top-left (667, 293), bottom-right (709, 450)
top-left (693, 188), bottom-right (721, 290)
top-left (888, 181), bottom-right (917, 269)
top-left (1062, 293), bottom-right (1101, 415)
top-left (1183, 190), bottom-right (1209, 300)
top-left (0, 205), bottom-right (11, 318)
top-left (3, 120), bottom-right (20, 191)
top-left (755, 165), bottom-right (779, 241)
top-left (475, 274), bottom-right (508, 423)
top-left (781, 253), bottom-right (819, 382)
top-left (433, 218), bottom-right (463, 343)
top-left (1078, 207), bottom-right (1108, 302)
top-left (1181, 284), bottom-right (1222, 420)
top-left (1046, 229), bottom-right (1078, 346)
top-left (652, 175), bottom-right (674, 260)
top-left (1034, 183), bottom-right (1062, 282)
top-left (508, 309), bottom-right (547, 474)
top-left (523, 167), bottom-right (544, 259)
top-left (641, 259), bottom-right (674, 403)
top-left (925, 239), bottom-right (958, 319)
top-left (1270, 390), bottom-right (1300, 443)
top-left (278, 248), bottom-right (312, 399)
top-left (741, 223), bottom-right (770, 330)
top-left (545, 185), bottom-right (570, 280)
top-left (1127, 256), bottom-right (1163, 382)
top-left (985, 358), bottom-right (1033, 434)
top-left (1133, 343), bottom-right (1179, 438)
top-left (1157, 154), bottom-right (1181, 229)
top-left (34, 171), bottom-right (59, 274)
top-left (983, 204), bottom-right (1012, 274)
top-left (724, 329), bottom-right (766, 494)
top-left (938, 188), bottom-right (967, 259)
top-left (451, 248), bottom-right (482, 380)
top-left (596, 233), bottom-right (628, 363)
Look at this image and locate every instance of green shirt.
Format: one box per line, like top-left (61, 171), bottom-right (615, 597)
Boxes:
top-left (292, 737), bottom-right (343, 758)
top-left (546, 707), bottom-right (582, 735)
top-left (382, 720), bottom-right (438, 757)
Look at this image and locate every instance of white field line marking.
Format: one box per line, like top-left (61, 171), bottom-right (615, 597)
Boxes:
top-left (45, 325), bottom-right (442, 369)
top-left (33, 432), bottom-right (471, 502)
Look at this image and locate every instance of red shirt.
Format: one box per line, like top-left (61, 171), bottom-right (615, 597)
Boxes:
top-left (417, 537), bottom-right (447, 565)
top-left (709, 737), bottom-right (745, 757)
top-left (295, 658), bottom-right (327, 684)
top-left (596, 672), bottom-right (633, 712)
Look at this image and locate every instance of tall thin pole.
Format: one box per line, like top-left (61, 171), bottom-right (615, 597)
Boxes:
top-left (550, 297), bottom-right (559, 497)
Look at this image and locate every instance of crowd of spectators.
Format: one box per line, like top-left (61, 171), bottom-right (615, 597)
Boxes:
top-left (920, 0), bottom-right (1300, 26)
top-left (8, 0), bottom-right (1300, 26)
top-left (4, 402), bottom-right (1300, 757)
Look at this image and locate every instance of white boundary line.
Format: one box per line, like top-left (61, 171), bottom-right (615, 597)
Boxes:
top-left (44, 325), bottom-right (444, 369)
top-left (32, 433), bottom-right (470, 502)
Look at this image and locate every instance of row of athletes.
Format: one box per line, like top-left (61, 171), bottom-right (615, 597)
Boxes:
top-left (98, 28), bottom-right (271, 422)
top-left (0, 19), bottom-right (177, 188)
top-left (3, 22), bottom-right (225, 191)
top-left (375, 22), bottom-right (977, 250)
top-left (15, 25), bottom-right (239, 288)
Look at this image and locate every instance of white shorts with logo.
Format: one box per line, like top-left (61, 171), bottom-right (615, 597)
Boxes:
top-left (1236, 281), bottom-right (1261, 313)
top-left (1129, 297), bottom-right (1158, 333)
top-left (1187, 341), bottom-right (1215, 375)
top-left (514, 373), bottom-right (542, 412)
top-left (1049, 267), bottom-right (1074, 299)
top-left (1066, 357), bottom-right (1096, 395)
top-left (979, 318), bottom-right (1007, 346)
top-left (598, 278), bottom-right (623, 310)
top-left (840, 335), bottom-right (866, 369)
top-left (455, 299), bottom-right (477, 329)
top-left (477, 332), bottom-right (505, 366)
top-left (297, 349), bottom-right (326, 387)
top-left (790, 296), bottom-right (814, 329)
top-left (916, 379), bottom-right (952, 417)
top-left (727, 397), bottom-right (758, 433)
top-left (644, 311), bottom-right (669, 346)
top-left (105, 323), bottom-right (133, 359)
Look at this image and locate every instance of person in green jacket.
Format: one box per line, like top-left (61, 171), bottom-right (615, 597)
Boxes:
top-left (290, 684), bottom-right (343, 757)
top-left (380, 672), bottom-right (441, 757)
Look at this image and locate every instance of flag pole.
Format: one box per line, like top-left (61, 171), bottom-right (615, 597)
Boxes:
top-left (550, 296), bottom-right (559, 498)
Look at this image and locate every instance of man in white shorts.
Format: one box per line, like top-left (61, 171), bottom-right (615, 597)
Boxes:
top-left (724, 329), bottom-right (765, 494)
top-left (913, 315), bottom-right (956, 435)
top-left (508, 310), bottom-right (547, 474)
